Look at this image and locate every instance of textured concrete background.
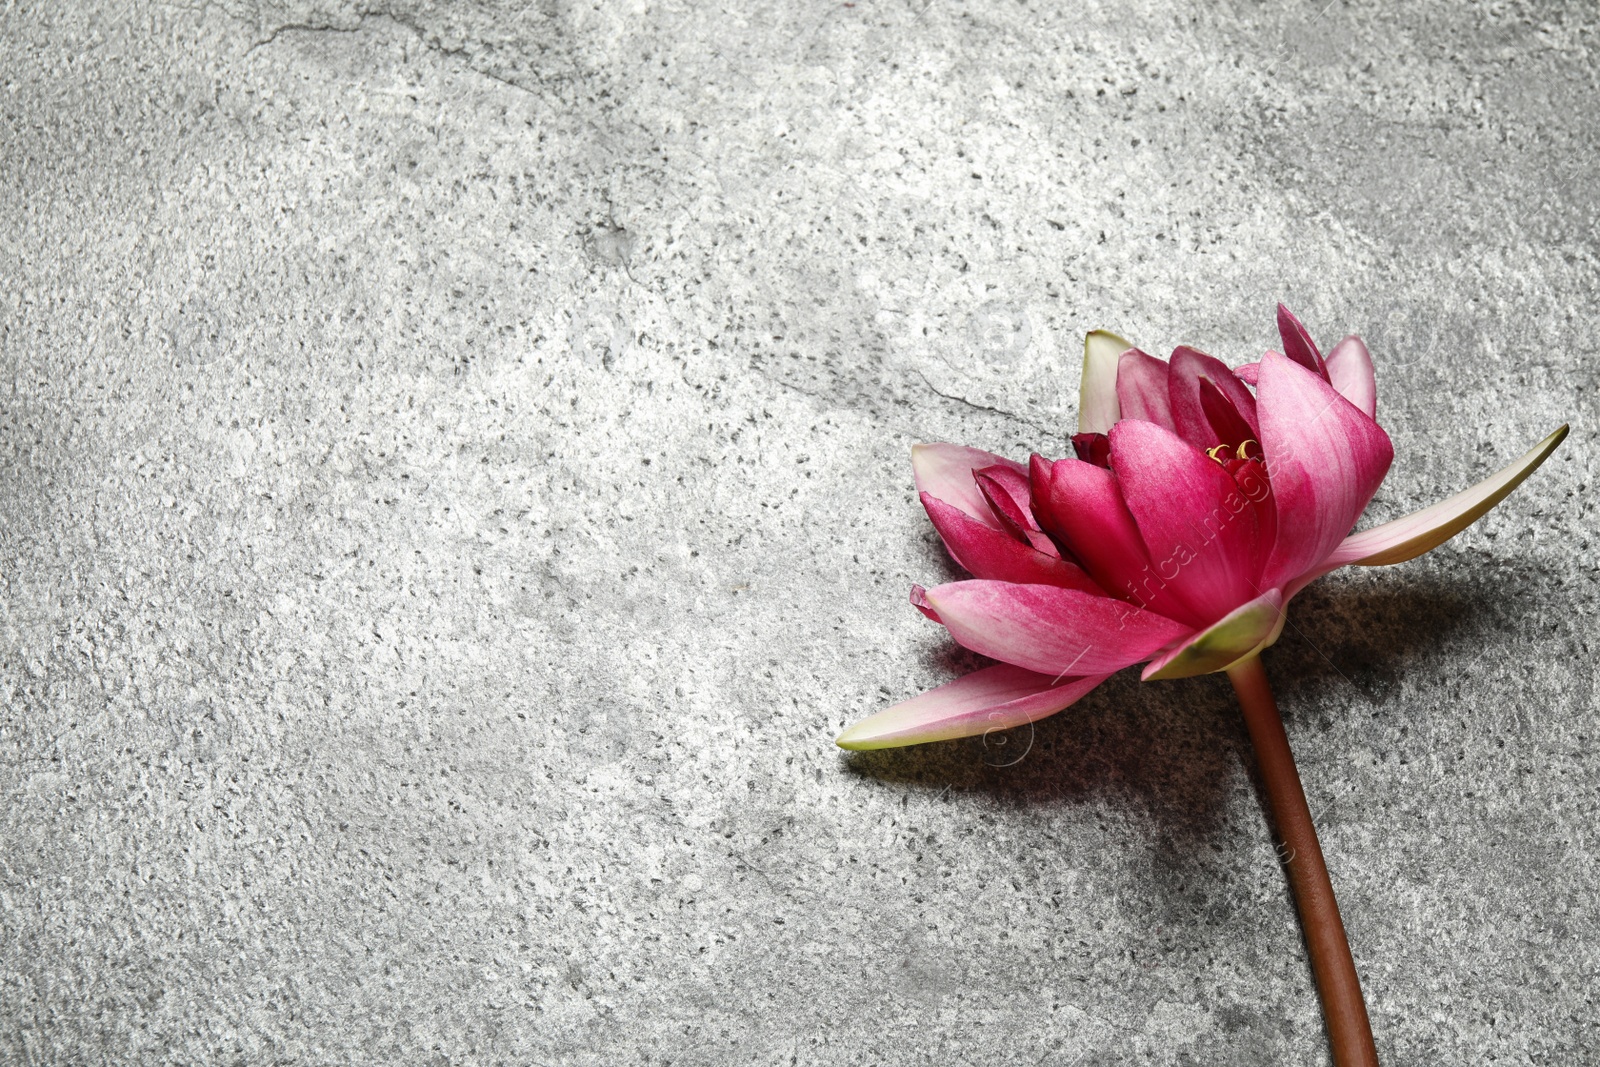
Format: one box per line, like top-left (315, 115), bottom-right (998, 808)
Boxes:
top-left (1, 1), bottom-right (1596, 1063)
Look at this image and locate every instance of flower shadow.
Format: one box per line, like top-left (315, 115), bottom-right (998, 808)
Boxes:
top-left (842, 655), bottom-right (1246, 841)
top-left (1266, 565), bottom-right (1553, 720)
top-left (839, 570), bottom-right (1535, 930)
top-left (842, 570), bottom-right (1521, 837)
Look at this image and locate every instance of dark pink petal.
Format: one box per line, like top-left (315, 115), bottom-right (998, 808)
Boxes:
top-left (836, 664), bottom-right (1111, 750)
top-left (921, 493), bottom-right (1101, 591)
top-left (1224, 455), bottom-right (1278, 563)
top-left (1028, 453), bottom-right (1055, 513)
top-left (1167, 346), bottom-right (1260, 451)
top-left (975, 469), bottom-right (1059, 554)
top-left (1070, 432), bottom-right (1112, 468)
top-left (1256, 351), bottom-right (1394, 590)
top-left (911, 443), bottom-right (1025, 527)
top-left (910, 584), bottom-right (942, 623)
top-left (1234, 361), bottom-right (1261, 386)
top-left (1079, 330), bottom-right (1133, 434)
top-left (1141, 588), bottom-right (1286, 680)
top-left (974, 462), bottom-right (1051, 534)
top-left (1116, 349), bottom-right (1175, 431)
top-left (1276, 304), bottom-right (1330, 381)
top-left (974, 470), bottom-right (1031, 542)
top-left (1109, 419), bottom-right (1262, 627)
top-left (1324, 334), bottom-right (1377, 418)
top-left (1028, 454), bottom-right (1078, 563)
top-left (1030, 454), bottom-right (1056, 527)
top-left (973, 463), bottom-right (1035, 519)
top-left (1035, 457), bottom-right (1191, 621)
top-left (923, 580), bottom-right (1191, 676)
top-left (1199, 377), bottom-right (1256, 449)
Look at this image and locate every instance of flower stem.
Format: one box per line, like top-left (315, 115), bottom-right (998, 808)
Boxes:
top-left (1226, 654), bottom-right (1379, 1067)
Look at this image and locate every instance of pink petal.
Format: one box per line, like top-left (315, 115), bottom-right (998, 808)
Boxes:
top-left (976, 471), bottom-right (1032, 542)
top-left (1234, 361), bottom-right (1261, 386)
top-left (1028, 453), bottom-right (1055, 513)
top-left (1109, 419), bottom-right (1262, 627)
top-left (1199, 376), bottom-right (1256, 449)
top-left (1078, 330), bottom-right (1132, 434)
top-left (1116, 349), bottom-right (1175, 431)
top-left (922, 493), bottom-right (1101, 591)
top-left (1256, 351), bottom-right (1394, 590)
top-left (1035, 457), bottom-right (1193, 622)
top-left (1167, 346), bottom-right (1260, 451)
top-left (1141, 588), bottom-right (1286, 680)
top-left (911, 443), bottom-right (1026, 527)
top-left (973, 463), bottom-right (1052, 547)
top-left (973, 463), bottom-right (1035, 520)
top-left (910, 584), bottom-right (942, 622)
top-left (923, 580), bottom-right (1190, 677)
top-left (1324, 334), bottom-right (1377, 419)
top-left (1070, 432), bottom-right (1112, 468)
top-left (836, 664), bottom-right (1111, 750)
top-left (1290, 424), bottom-right (1569, 595)
top-left (1276, 304), bottom-right (1330, 381)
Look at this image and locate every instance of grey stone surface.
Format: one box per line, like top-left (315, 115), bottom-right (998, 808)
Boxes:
top-left (1, 1), bottom-right (1596, 1063)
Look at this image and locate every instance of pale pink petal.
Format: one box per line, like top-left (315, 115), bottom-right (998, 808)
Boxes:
top-left (836, 665), bottom-right (1112, 750)
top-left (1116, 349), bottom-right (1175, 430)
top-left (911, 443), bottom-right (1026, 527)
top-left (1167, 346), bottom-right (1260, 451)
top-left (1288, 424), bottom-right (1569, 596)
top-left (1276, 304), bottom-right (1330, 381)
top-left (1109, 419), bottom-right (1262, 627)
top-left (922, 493), bottom-right (1102, 591)
top-left (1324, 334), bottom-right (1377, 419)
top-left (1078, 330), bottom-right (1132, 434)
top-left (1257, 352), bottom-right (1394, 590)
top-left (1234, 361), bottom-right (1261, 386)
top-left (924, 580), bottom-right (1190, 677)
top-left (1141, 589), bottom-right (1286, 680)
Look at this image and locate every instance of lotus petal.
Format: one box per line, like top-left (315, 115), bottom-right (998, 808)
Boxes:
top-left (911, 443), bottom-right (1026, 527)
top-left (1110, 419), bottom-right (1262, 627)
top-left (1324, 335), bottom-right (1377, 419)
top-left (1034, 457), bottom-right (1194, 622)
top-left (1257, 352), bottom-right (1393, 591)
top-left (1116, 348), bottom-right (1175, 430)
top-left (921, 493), bottom-right (1101, 590)
top-left (1300, 425), bottom-right (1569, 588)
top-left (1079, 330), bottom-right (1132, 434)
top-left (924, 580), bottom-right (1190, 677)
top-left (1142, 589), bottom-right (1286, 680)
top-left (1276, 304), bottom-right (1329, 381)
top-left (836, 664), bottom-right (1110, 750)
top-left (1168, 346), bottom-right (1260, 451)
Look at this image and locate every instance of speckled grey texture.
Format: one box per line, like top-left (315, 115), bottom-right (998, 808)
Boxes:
top-left (1, 2), bottom-right (1595, 1064)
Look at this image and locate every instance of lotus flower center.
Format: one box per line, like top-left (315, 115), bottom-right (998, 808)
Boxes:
top-left (1207, 439), bottom-right (1261, 464)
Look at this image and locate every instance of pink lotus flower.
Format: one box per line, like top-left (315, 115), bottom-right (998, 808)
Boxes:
top-left (839, 306), bottom-right (1567, 751)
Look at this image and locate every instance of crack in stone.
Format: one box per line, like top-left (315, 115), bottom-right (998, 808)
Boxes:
top-left (236, 7), bottom-right (558, 99)
top-left (916, 370), bottom-right (1053, 438)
